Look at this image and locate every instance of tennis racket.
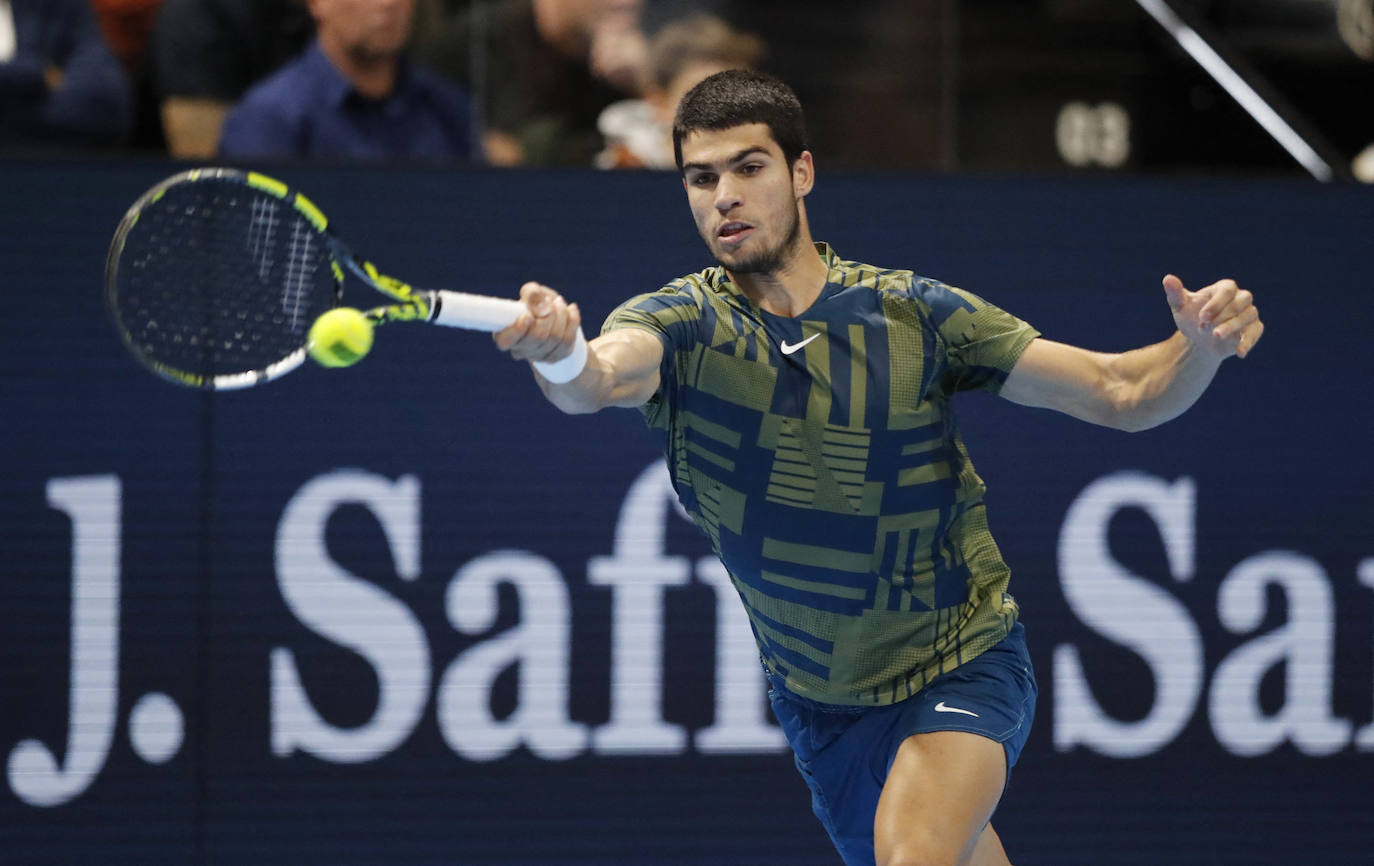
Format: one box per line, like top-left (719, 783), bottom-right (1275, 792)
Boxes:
top-left (105, 167), bottom-right (527, 389)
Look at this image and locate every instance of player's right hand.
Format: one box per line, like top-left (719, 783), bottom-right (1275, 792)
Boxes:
top-left (493, 282), bottom-right (583, 365)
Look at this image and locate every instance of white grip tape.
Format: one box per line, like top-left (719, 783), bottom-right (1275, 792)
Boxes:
top-left (430, 290), bottom-right (525, 332)
top-left (532, 328), bottom-right (588, 384)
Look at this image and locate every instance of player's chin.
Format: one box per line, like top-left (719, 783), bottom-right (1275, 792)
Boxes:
top-left (708, 241), bottom-right (756, 272)
top-left (719, 250), bottom-right (779, 275)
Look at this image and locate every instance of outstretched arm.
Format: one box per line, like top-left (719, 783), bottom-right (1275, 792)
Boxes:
top-left (1000, 275), bottom-right (1264, 432)
top-left (492, 282), bottom-right (664, 414)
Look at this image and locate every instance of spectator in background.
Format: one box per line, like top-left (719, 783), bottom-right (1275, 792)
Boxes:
top-left (596, 12), bottom-right (763, 169)
top-left (151, 0), bottom-right (312, 158)
top-left (90, 0), bottom-right (161, 77)
top-left (90, 0), bottom-right (164, 148)
top-left (418, 0), bottom-right (650, 166)
top-left (217, 0), bottom-right (474, 162)
top-left (90, 0), bottom-right (171, 149)
top-left (0, 0), bottom-right (132, 148)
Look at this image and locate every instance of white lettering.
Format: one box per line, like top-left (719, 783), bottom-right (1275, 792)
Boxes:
top-left (693, 557), bottom-right (786, 753)
top-left (587, 463), bottom-right (689, 754)
top-left (8, 476), bottom-right (122, 807)
top-left (437, 550), bottom-right (586, 761)
top-left (1357, 559), bottom-right (1374, 751)
top-left (271, 471), bottom-right (429, 762)
top-left (19, 464), bottom-right (1371, 812)
top-left (1210, 551), bottom-right (1351, 756)
top-left (1054, 472), bottom-right (1203, 757)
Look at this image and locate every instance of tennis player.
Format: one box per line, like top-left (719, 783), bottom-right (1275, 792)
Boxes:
top-left (494, 70), bottom-right (1263, 866)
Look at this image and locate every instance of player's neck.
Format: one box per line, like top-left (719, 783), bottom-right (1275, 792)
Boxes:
top-left (732, 233), bottom-right (828, 319)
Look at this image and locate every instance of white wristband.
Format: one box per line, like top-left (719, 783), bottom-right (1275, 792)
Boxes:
top-left (532, 328), bottom-right (588, 384)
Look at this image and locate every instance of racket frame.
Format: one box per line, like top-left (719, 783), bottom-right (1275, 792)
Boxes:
top-left (106, 167), bottom-right (523, 390)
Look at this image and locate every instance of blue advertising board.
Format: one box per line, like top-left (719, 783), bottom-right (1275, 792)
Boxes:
top-left (1, 159), bottom-right (1371, 865)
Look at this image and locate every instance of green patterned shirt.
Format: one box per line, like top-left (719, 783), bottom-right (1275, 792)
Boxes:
top-left (603, 243), bottom-right (1039, 706)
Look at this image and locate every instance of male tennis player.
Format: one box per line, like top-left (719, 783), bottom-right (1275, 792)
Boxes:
top-left (494, 70), bottom-right (1263, 866)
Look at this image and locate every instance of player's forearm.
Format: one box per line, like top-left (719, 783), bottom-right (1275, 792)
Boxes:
top-left (1107, 331), bottom-right (1224, 432)
top-left (535, 353), bottom-right (613, 414)
top-left (497, 286), bottom-right (663, 413)
top-left (534, 333), bottom-right (660, 414)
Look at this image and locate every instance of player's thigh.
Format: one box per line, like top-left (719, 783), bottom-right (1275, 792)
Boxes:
top-left (968, 823), bottom-right (1011, 866)
top-left (873, 729), bottom-right (1007, 866)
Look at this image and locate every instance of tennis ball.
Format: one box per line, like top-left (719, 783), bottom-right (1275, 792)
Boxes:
top-left (308, 307), bottom-right (373, 368)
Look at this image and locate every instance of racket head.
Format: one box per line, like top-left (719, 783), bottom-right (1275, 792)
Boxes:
top-left (105, 168), bottom-right (343, 389)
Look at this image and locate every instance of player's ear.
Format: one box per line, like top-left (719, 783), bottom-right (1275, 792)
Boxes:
top-left (792, 151), bottom-right (815, 197)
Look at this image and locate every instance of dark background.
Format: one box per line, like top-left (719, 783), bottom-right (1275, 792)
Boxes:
top-left (1, 160), bottom-right (1371, 864)
top-left (651, 0), bottom-right (1374, 177)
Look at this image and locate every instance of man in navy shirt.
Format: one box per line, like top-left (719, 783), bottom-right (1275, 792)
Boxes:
top-left (218, 0), bottom-right (474, 163)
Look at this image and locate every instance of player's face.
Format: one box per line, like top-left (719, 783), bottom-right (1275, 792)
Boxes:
top-left (680, 124), bottom-right (813, 275)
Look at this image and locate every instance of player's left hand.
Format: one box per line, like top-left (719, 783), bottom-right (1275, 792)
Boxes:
top-left (1163, 274), bottom-right (1264, 360)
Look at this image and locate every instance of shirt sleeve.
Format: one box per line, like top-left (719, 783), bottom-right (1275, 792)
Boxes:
top-left (600, 281), bottom-right (705, 422)
top-left (910, 277), bottom-right (1040, 395)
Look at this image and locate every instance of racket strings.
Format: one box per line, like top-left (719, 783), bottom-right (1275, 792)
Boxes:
top-left (112, 179), bottom-right (337, 382)
top-left (282, 218), bottom-right (318, 333)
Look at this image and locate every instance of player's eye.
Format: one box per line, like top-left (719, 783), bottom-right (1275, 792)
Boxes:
top-left (690, 173), bottom-right (717, 187)
top-left (740, 163), bottom-right (763, 175)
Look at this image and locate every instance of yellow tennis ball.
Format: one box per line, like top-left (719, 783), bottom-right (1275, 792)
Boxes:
top-left (308, 307), bottom-right (373, 368)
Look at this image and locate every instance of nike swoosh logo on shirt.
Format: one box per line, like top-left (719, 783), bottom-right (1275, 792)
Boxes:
top-left (780, 334), bottom-right (820, 355)
top-left (933, 701), bottom-right (980, 717)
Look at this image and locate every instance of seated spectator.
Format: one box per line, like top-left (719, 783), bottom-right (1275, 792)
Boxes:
top-left (417, 0), bottom-right (650, 166)
top-left (91, 0), bottom-right (162, 78)
top-left (151, 0), bottom-right (312, 158)
top-left (596, 12), bottom-right (764, 169)
top-left (217, 0), bottom-right (474, 163)
top-left (91, 0), bottom-right (166, 148)
top-left (0, 0), bottom-right (132, 148)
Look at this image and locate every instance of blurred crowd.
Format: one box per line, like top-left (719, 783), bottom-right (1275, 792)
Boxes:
top-left (0, 0), bottom-right (775, 169)
top-left (3, 0), bottom-right (1372, 177)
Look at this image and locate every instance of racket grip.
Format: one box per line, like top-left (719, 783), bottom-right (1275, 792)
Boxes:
top-left (428, 290), bottom-right (525, 331)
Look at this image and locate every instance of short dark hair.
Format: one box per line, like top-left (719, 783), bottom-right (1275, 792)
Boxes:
top-left (672, 70), bottom-right (808, 172)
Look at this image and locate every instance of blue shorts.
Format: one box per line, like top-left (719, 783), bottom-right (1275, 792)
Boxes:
top-left (767, 622), bottom-right (1037, 866)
